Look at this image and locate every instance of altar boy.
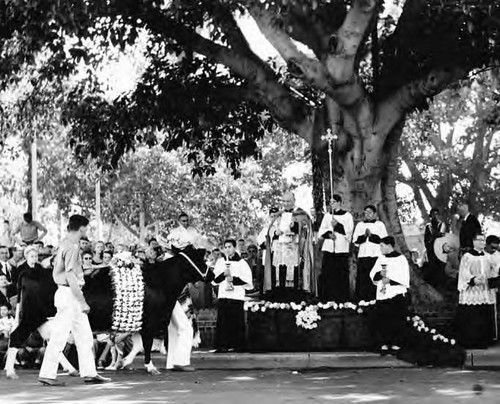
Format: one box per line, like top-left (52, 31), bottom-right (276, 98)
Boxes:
top-left (213, 239), bottom-right (253, 352)
top-left (369, 236), bottom-right (410, 354)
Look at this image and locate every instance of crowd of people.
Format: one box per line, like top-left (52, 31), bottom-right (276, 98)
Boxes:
top-left (0, 193), bottom-right (499, 384)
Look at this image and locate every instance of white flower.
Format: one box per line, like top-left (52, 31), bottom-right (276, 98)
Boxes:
top-left (450, 339), bottom-right (456, 345)
top-left (430, 329), bottom-right (436, 334)
top-left (357, 308), bottom-right (363, 314)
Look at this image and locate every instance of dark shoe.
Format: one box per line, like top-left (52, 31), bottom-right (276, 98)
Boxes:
top-left (39, 377), bottom-right (66, 387)
top-left (84, 374), bottom-right (112, 384)
top-left (172, 365), bottom-right (195, 372)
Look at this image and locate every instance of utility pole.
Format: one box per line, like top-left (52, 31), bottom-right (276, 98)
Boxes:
top-left (96, 178), bottom-right (102, 240)
top-left (31, 133), bottom-right (37, 218)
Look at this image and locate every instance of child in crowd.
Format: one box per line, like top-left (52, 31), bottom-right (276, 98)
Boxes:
top-left (0, 304), bottom-right (15, 353)
top-left (0, 304), bottom-right (15, 338)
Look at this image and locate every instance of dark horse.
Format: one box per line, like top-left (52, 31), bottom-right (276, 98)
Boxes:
top-left (4, 246), bottom-right (209, 378)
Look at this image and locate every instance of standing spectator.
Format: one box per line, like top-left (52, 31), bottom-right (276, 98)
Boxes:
top-left (369, 236), bottom-right (410, 354)
top-left (352, 205), bottom-right (388, 301)
top-left (102, 250), bottom-right (113, 266)
top-left (245, 244), bottom-right (261, 296)
top-left (12, 212), bottom-right (47, 246)
top-left (237, 239), bottom-right (247, 257)
top-left (92, 241), bottom-right (105, 265)
top-left (167, 213), bottom-right (202, 251)
top-left (485, 235), bottom-right (500, 275)
top-left (0, 220), bottom-right (15, 248)
top-left (38, 214), bottom-right (110, 386)
top-left (212, 239), bottom-right (253, 352)
top-left (144, 247), bottom-right (158, 265)
top-left (105, 242), bottom-right (115, 254)
top-left (457, 203), bottom-right (482, 255)
top-left (423, 208), bottom-right (447, 287)
top-left (79, 237), bottom-right (91, 253)
top-left (318, 195), bottom-right (354, 302)
top-left (456, 234), bottom-right (497, 348)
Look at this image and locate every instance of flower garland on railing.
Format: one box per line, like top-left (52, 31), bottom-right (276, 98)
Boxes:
top-left (109, 251), bottom-right (144, 332)
top-left (244, 300), bottom-right (378, 330)
top-left (408, 315), bottom-right (456, 346)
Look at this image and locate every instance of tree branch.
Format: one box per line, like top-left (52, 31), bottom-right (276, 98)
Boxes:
top-left (146, 13), bottom-right (315, 143)
top-left (247, 4), bottom-right (331, 92)
top-left (375, 67), bottom-right (467, 138)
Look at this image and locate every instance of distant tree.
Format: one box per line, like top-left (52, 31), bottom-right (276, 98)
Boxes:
top-left (400, 71), bottom-right (500, 225)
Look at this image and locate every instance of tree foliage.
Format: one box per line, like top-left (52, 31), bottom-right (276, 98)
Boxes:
top-left (400, 71), bottom-right (500, 223)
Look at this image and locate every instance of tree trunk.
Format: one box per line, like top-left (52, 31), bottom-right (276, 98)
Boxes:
top-left (308, 103), bottom-right (441, 305)
top-left (379, 123), bottom-right (442, 308)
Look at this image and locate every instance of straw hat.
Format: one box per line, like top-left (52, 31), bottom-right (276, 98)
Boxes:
top-left (434, 233), bottom-right (460, 263)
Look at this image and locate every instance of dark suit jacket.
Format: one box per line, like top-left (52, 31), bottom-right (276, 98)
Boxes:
top-left (459, 214), bottom-right (482, 250)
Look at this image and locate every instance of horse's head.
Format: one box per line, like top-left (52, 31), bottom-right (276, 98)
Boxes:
top-left (177, 245), bottom-right (209, 283)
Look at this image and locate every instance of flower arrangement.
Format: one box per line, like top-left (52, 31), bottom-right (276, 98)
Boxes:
top-left (244, 300), bottom-right (378, 330)
top-left (296, 306), bottom-right (321, 329)
top-left (109, 251), bottom-right (145, 332)
top-left (408, 315), bottom-right (456, 346)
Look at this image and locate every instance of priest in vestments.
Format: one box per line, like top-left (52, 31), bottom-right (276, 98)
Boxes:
top-left (263, 192), bottom-right (316, 301)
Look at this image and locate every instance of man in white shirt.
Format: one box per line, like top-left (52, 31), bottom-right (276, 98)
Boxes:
top-left (167, 213), bottom-right (202, 251)
top-left (0, 246), bottom-right (13, 284)
top-left (369, 236), bottom-right (410, 354)
top-left (212, 239), bottom-right (253, 352)
top-left (352, 205), bottom-right (387, 301)
top-left (318, 194), bottom-right (354, 302)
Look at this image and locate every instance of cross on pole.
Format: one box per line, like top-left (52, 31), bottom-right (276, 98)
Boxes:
top-left (321, 128), bottom-right (338, 205)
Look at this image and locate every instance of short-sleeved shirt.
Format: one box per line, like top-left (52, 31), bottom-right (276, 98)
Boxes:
top-left (53, 237), bottom-right (85, 287)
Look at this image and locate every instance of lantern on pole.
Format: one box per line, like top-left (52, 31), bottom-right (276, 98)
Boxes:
top-left (320, 128), bottom-right (338, 205)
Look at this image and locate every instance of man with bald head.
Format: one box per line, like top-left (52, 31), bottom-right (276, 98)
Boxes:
top-left (457, 203), bottom-right (482, 255)
top-left (263, 191), bottom-right (315, 300)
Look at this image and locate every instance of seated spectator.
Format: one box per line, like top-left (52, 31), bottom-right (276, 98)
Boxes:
top-left (0, 274), bottom-right (14, 310)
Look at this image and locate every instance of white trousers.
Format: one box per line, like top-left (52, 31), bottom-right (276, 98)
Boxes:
top-left (39, 286), bottom-right (97, 379)
top-left (166, 301), bottom-right (193, 369)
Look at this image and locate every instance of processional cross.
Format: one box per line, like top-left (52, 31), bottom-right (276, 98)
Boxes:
top-left (321, 128), bottom-right (338, 205)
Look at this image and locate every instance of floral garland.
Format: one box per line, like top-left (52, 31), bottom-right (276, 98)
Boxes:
top-left (408, 315), bottom-right (456, 346)
top-left (109, 251), bottom-right (144, 332)
top-left (244, 300), bottom-right (378, 330)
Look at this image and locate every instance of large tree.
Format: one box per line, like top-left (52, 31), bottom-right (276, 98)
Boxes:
top-left (2, 1), bottom-right (500, 303)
